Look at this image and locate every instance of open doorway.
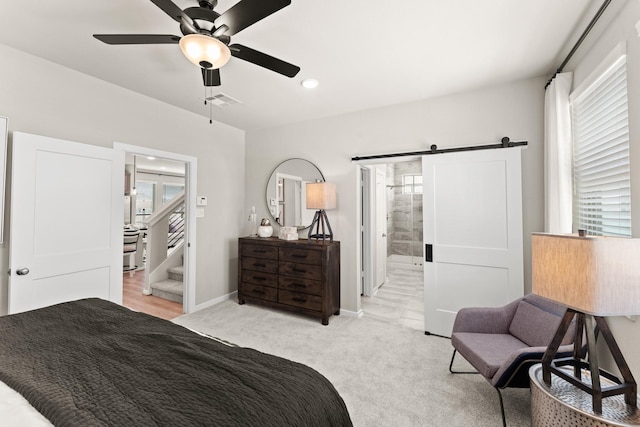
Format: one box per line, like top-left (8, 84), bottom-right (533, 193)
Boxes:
top-left (123, 154), bottom-right (186, 320)
top-left (114, 142), bottom-right (198, 318)
top-left (360, 159), bottom-right (424, 331)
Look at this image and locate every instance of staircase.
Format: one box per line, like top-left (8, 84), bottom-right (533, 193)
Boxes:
top-left (143, 190), bottom-right (185, 304)
top-left (150, 264), bottom-right (183, 304)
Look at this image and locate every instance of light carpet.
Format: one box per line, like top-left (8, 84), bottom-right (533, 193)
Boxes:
top-left (173, 300), bottom-right (531, 427)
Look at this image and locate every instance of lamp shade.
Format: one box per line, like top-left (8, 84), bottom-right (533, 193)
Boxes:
top-left (306, 182), bottom-right (336, 210)
top-left (532, 233), bottom-right (640, 316)
top-left (179, 34), bottom-right (231, 69)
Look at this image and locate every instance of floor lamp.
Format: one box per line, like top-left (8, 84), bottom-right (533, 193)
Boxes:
top-left (306, 182), bottom-right (336, 242)
top-left (532, 233), bottom-right (640, 413)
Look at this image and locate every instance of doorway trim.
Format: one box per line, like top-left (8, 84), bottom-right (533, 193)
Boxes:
top-left (356, 156), bottom-right (423, 310)
top-left (359, 166), bottom-right (373, 297)
top-left (113, 142), bottom-right (197, 314)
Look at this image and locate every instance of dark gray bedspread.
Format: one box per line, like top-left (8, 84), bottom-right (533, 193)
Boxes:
top-left (0, 298), bottom-right (352, 427)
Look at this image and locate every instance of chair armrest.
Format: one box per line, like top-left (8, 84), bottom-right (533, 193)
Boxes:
top-left (490, 343), bottom-right (575, 387)
top-left (452, 299), bottom-right (520, 334)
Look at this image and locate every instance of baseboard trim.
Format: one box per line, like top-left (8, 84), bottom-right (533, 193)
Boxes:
top-left (191, 291), bottom-right (238, 313)
top-left (340, 308), bottom-right (363, 318)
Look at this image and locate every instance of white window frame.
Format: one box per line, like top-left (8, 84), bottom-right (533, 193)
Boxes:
top-left (569, 42), bottom-right (631, 237)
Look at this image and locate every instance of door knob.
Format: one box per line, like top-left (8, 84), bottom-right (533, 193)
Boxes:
top-left (16, 267), bottom-right (30, 276)
top-left (382, 233), bottom-right (387, 237)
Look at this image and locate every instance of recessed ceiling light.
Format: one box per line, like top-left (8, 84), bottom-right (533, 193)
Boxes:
top-left (147, 156), bottom-right (156, 160)
top-left (301, 78), bottom-right (319, 89)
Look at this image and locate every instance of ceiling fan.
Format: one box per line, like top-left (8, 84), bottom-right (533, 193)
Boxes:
top-left (93, 0), bottom-right (300, 87)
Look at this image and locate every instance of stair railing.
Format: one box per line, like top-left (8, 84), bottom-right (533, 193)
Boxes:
top-left (142, 190), bottom-right (185, 294)
top-left (168, 205), bottom-right (185, 249)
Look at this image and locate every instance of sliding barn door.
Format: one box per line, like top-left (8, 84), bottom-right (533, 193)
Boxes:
top-left (423, 148), bottom-right (524, 337)
top-left (9, 132), bottom-right (124, 314)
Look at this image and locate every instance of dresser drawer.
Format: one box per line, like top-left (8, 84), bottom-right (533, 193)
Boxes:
top-left (241, 244), bottom-right (278, 260)
top-left (279, 262), bottom-right (322, 280)
top-left (279, 290), bottom-right (322, 312)
top-left (279, 247), bottom-right (322, 265)
top-left (240, 282), bottom-right (277, 302)
top-left (241, 270), bottom-right (278, 288)
top-left (279, 276), bottom-right (322, 296)
top-left (241, 256), bottom-right (278, 274)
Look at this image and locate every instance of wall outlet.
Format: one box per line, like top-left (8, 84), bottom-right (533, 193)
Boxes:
top-left (197, 196), bottom-right (208, 206)
top-left (195, 208), bottom-right (205, 217)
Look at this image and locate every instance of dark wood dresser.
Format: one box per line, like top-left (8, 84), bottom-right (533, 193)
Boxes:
top-left (238, 237), bottom-right (341, 325)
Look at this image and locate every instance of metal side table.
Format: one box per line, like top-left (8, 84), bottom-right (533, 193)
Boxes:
top-left (530, 364), bottom-right (640, 426)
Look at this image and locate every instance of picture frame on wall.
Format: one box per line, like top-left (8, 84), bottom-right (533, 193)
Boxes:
top-left (0, 117), bottom-right (7, 244)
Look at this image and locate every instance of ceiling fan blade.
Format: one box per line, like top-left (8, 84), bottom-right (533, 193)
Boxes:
top-left (202, 68), bottom-right (221, 86)
top-left (230, 44), bottom-right (300, 77)
top-left (216, 0), bottom-right (291, 36)
top-left (149, 0), bottom-right (191, 23)
top-left (93, 34), bottom-right (181, 45)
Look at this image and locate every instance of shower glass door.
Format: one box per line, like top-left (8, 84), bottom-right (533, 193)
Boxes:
top-left (386, 161), bottom-right (423, 269)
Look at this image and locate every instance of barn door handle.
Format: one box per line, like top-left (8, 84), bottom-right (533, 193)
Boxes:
top-left (16, 267), bottom-right (30, 276)
top-left (425, 245), bottom-right (433, 263)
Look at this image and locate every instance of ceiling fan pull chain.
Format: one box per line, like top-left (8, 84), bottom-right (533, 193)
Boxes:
top-left (207, 86), bottom-right (213, 124)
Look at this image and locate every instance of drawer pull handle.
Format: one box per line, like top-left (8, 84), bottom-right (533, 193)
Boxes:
top-left (253, 250), bottom-right (267, 254)
top-left (253, 263), bottom-right (266, 268)
top-left (292, 297), bottom-right (307, 303)
top-left (291, 283), bottom-right (306, 288)
top-left (292, 268), bottom-right (307, 274)
top-left (292, 254), bottom-right (307, 259)
top-left (254, 277), bottom-right (266, 281)
top-left (252, 290), bottom-right (265, 295)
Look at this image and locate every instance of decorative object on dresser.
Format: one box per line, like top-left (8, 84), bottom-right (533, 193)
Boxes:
top-left (238, 237), bottom-right (340, 325)
top-left (307, 181), bottom-right (336, 242)
top-left (247, 206), bottom-right (258, 236)
top-left (279, 226), bottom-right (299, 240)
top-left (532, 233), bottom-right (640, 415)
top-left (257, 218), bottom-right (273, 238)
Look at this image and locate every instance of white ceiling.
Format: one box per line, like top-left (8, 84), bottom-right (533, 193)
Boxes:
top-left (0, 0), bottom-right (600, 131)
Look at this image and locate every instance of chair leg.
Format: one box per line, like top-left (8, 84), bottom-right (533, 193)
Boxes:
top-left (449, 349), bottom-right (479, 374)
top-left (450, 349), bottom-right (503, 424)
top-left (449, 349), bottom-right (457, 373)
top-left (496, 388), bottom-right (507, 427)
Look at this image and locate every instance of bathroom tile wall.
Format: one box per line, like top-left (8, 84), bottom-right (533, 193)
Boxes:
top-left (387, 160), bottom-right (423, 258)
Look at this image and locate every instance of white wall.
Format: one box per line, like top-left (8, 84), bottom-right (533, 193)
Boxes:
top-left (0, 43), bottom-right (245, 312)
top-left (561, 0), bottom-right (640, 379)
top-left (246, 77), bottom-right (546, 314)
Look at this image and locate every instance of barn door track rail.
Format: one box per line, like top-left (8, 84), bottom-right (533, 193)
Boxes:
top-left (351, 137), bottom-right (528, 162)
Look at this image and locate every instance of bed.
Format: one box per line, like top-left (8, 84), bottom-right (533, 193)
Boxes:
top-left (0, 298), bottom-right (352, 426)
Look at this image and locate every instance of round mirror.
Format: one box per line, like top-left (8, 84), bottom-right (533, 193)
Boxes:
top-left (265, 158), bottom-right (324, 229)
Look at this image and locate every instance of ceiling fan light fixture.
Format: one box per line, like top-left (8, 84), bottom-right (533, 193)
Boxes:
top-left (179, 34), bottom-right (230, 69)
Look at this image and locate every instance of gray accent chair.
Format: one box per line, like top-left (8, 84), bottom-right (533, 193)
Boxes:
top-left (449, 294), bottom-right (577, 426)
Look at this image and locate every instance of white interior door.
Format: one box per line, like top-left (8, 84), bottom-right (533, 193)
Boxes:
top-left (375, 167), bottom-right (387, 291)
top-left (9, 132), bottom-right (124, 314)
top-left (423, 148), bottom-right (524, 337)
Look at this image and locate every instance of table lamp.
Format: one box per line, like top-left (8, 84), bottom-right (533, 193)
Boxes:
top-left (306, 181), bottom-right (336, 242)
top-left (532, 232), bottom-right (640, 413)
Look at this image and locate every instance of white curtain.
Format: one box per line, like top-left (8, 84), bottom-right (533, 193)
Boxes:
top-left (544, 72), bottom-right (573, 233)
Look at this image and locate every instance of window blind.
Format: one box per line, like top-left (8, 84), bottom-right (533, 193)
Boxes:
top-left (570, 55), bottom-right (630, 237)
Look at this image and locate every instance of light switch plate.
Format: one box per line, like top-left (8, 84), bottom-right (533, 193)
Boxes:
top-left (197, 196), bottom-right (208, 206)
top-left (195, 208), bottom-right (205, 217)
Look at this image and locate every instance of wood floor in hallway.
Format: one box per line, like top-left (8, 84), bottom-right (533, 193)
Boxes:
top-left (361, 265), bottom-right (424, 331)
top-left (122, 270), bottom-right (183, 320)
